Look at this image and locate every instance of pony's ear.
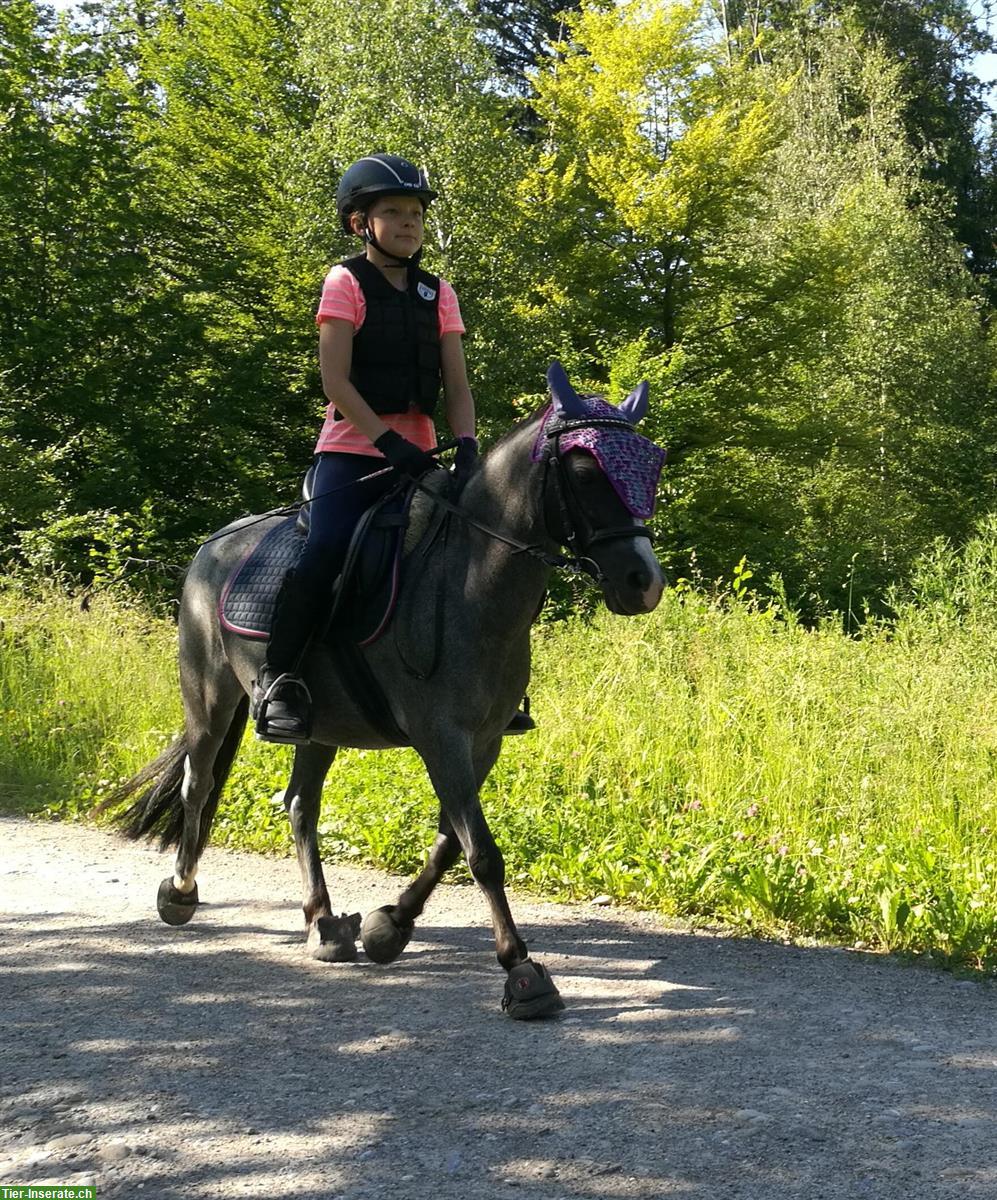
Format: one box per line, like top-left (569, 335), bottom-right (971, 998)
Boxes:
top-left (546, 361), bottom-right (587, 419)
top-left (618, 380), bottom-right (649, 424)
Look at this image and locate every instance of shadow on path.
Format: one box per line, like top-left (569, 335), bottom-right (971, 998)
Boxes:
top-left (1, 817), bottom-right (995, 1200)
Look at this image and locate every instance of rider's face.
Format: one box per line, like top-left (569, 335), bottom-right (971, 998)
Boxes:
top-left (359, 195), bottom-right (425, 259)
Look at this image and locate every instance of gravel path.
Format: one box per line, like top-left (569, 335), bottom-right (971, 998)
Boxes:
top-left (1, 813), bottom-right (995, 1199)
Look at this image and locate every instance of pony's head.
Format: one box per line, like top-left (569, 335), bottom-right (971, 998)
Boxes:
top-left (535, 362), bottom-right (666, 614)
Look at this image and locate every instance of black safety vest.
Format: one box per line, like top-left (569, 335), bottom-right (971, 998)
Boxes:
top-left (337, 255), bottom-right (441, 420)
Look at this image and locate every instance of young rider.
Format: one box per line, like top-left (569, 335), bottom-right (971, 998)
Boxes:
top-left (251, 153), bottom-right (533, 743)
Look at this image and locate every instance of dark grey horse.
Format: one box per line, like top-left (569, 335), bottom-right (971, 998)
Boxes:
top-left (106, 364), bottom-right (665, 1018)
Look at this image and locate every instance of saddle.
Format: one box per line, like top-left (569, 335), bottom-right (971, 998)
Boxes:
top-left (219, 479), bottom-right (444, 647)
top-left (219, 473), bottom-right (451, 744)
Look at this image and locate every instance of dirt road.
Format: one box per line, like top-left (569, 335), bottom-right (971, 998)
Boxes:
top-left (1, 814), bottom-right (995, 1199)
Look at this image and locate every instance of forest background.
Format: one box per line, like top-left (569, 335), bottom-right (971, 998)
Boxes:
top-left (8, 1), bottom-right (997, 972)
top-left (6, 0), bottom-right (997, 614)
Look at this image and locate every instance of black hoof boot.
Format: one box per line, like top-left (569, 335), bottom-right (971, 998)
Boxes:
top-left (309, 912), bottom-right (362, 962)
top-left (502, 959), bottom-right (565, 1020)
top-left (361, 905), bottom-right (413, 964)
top-left (252, 672), bottom-right (312, 745)
top-left (157, 877), bottom-right (199, 926)
top-left (503, 695), bottom-right (536, 736)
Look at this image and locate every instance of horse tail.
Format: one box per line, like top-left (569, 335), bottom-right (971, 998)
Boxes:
top-left (98, 696), bottom-right (250, 853)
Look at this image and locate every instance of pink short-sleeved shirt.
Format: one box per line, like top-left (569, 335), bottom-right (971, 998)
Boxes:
top-left (314, 264), bottom-right (465, 457)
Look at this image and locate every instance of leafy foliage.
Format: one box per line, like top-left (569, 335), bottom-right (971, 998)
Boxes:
top-left (2, 0), bottom-right (996, 611)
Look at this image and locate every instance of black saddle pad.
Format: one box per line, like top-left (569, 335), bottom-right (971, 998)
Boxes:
top-left (218, 485), bottom-right (429, 646)
top-left (219, 518), bottom-right (303, 641)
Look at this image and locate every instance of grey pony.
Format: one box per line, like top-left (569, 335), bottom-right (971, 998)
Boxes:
top-left (105, 363), bottom-right (666, 1019)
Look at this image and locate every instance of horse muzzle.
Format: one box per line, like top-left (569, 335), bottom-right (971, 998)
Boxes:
top-left (595, 537), bottom-right (666, 615)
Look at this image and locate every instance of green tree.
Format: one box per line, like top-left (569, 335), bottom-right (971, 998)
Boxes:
top-left (0, 0), bottom-right (162, 570)
top-left (122, 0), bottom-right (318, 536)
top-left (471, 0), bottom-right (582, 93)
top-left (711, 1), bottom-right (997, 273)
top-left (519, 0), bottom-right (776, 368)
top-left (641, 26), bottom-right (997, 609)
top-left (296, 0), bottom-right (537, 427)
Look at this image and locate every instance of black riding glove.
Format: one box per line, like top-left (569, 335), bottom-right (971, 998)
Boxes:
top-left (373, 429), bottom-right (438, 479)
top-left (453, 435), bottom-right (479, 490)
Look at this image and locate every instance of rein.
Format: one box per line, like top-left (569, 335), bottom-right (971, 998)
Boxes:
top-left (411, 474), bottom-right (603, 580)
top-left (412, 413), bottom-right (654, 585)
top-left (200, 417), bottom-right (653, 587)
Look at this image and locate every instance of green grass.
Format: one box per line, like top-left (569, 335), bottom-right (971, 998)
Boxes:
top-left (3, 528), bottom-right (997, 974)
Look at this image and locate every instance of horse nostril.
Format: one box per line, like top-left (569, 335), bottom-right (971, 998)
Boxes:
top-left (626, 568), bottom-right (650, 593)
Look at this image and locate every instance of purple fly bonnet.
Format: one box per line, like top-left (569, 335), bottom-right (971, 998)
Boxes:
top-left (531, 362), bottom-right (666, 520)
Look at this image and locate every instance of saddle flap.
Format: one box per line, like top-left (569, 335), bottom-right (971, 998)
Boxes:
top-left (220, 487), bottom-right (418, 646)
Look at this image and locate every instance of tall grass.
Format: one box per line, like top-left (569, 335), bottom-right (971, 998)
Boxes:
top-left (4, 521), bottom-right (997, 973)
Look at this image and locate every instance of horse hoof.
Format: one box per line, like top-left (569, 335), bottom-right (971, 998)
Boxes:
top-left (501, 960), bottom-right (566, 1021)
top-left (157, 877), bottom-right (198, 926)
top-left (309, 913), bottom-right (361, 963)
top-left (361, 905), bottom-right (412, 964)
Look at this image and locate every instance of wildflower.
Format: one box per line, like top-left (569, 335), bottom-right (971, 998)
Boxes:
top-left (777, 844), bottom-right (789, 857)
top-left (733, 830), bottom-right (748, 843)
top-left (684, 799), bottom-right (703, 812)
top-left (745, 803), bottom-right (760, 819)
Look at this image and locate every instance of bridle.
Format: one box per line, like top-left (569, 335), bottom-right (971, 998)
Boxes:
top-left (541, 416), bottom-right (655, 577)
top-left (410, 414), bottom-right (655, 586)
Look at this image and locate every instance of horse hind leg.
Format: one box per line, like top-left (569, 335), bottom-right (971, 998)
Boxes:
top-left (360, 810), bottom-right (464, 965)
top-left (157, 696), bottom-right (249, 926)
top-left (282, 743), bottom-right (360, 962)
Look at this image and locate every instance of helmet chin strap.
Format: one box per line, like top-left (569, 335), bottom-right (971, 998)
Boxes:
top-left (361, 220), bottom-right (423, 268)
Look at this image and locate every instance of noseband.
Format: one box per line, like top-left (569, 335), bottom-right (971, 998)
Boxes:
top-left (542, 417), bottom-right (654, 584)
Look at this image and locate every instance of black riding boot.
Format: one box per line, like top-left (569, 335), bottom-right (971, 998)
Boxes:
top-left (252, 569), bottom-right (327, 744)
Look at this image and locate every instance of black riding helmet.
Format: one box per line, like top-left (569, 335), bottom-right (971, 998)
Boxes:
top-left (336, 154), bottom-right (437, 266)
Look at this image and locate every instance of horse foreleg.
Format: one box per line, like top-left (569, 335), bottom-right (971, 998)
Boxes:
top-left (360, 740), bottom-right (497, 965)
top-left (283, 743), bottom-right (359, 962)
top-left (390, 738), bottom-right (532, 967)
top-left (428, 738), bottom-right (564, 1019)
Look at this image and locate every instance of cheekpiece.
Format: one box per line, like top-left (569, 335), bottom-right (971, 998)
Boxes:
top-left (531, 396), bottom-right (666, 520)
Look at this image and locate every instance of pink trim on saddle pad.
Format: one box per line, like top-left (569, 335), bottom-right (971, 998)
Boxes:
top-left (218, 544), bottom-right (270, 641)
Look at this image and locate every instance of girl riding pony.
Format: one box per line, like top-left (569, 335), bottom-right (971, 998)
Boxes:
top-left (252, 153), bottom-right (533, 743)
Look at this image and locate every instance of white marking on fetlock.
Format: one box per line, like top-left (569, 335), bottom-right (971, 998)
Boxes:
top-left (173, 869), bottom-right (197, 893)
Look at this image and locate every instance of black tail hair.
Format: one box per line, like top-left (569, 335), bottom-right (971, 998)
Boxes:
top-left (97, 696), bottom-right (250, 853)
